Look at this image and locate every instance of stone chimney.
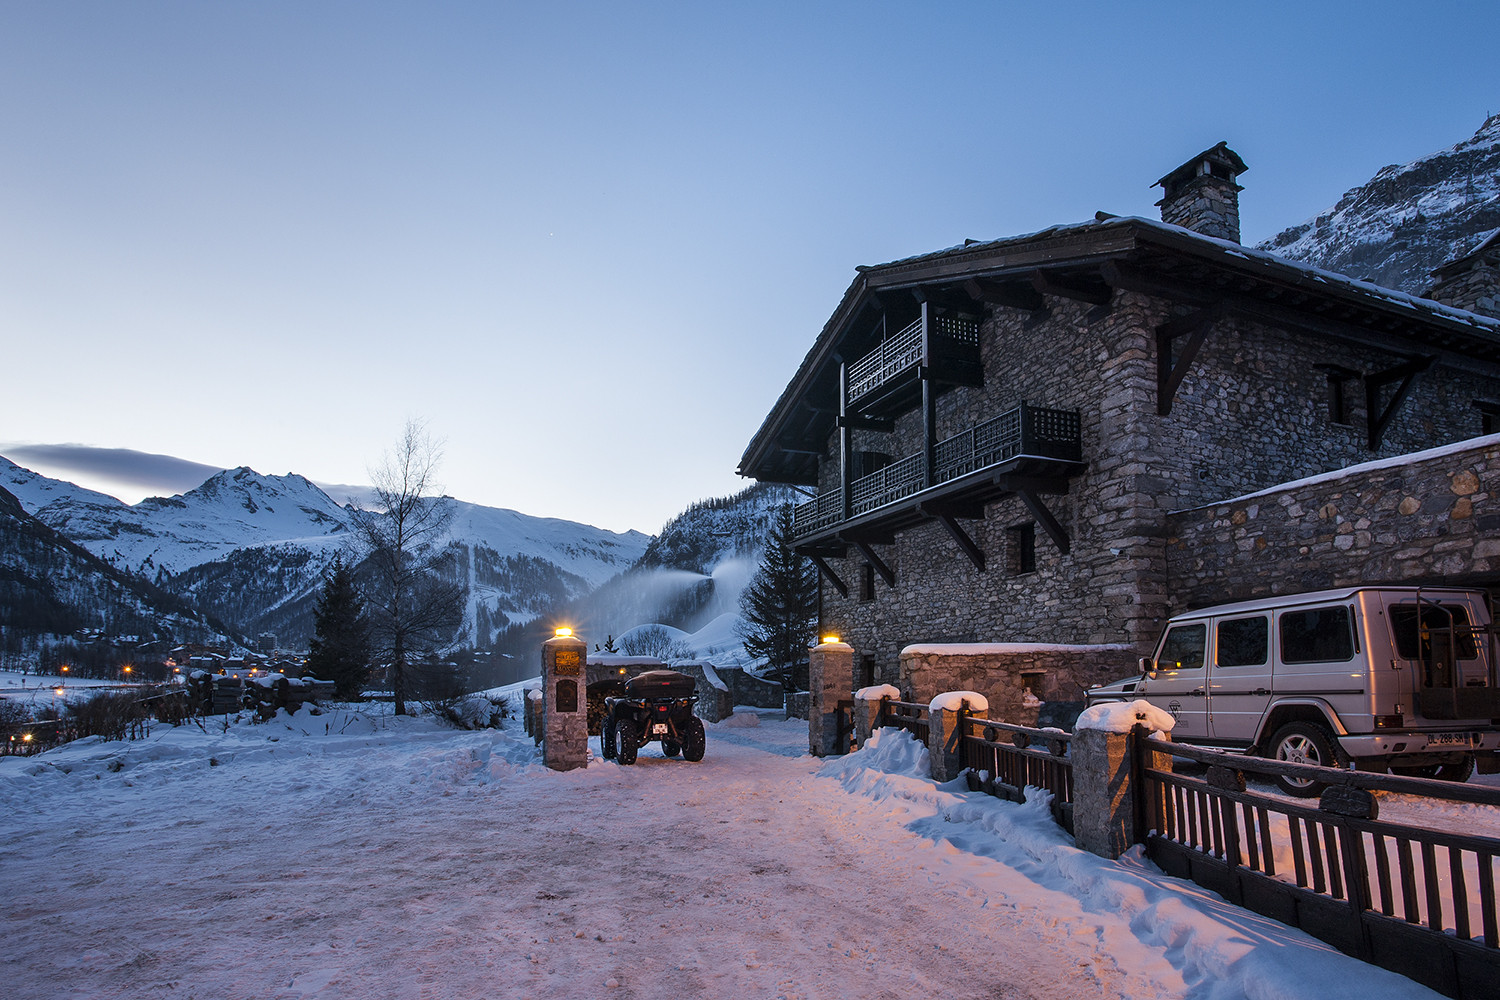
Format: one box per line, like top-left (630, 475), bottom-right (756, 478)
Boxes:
top-left (1425, 231), bottom-right (1500, 320)
top-left (1155, 142), bottom-right (1248, 244)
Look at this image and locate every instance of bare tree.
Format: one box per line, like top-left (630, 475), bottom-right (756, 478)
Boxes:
top-left (354, 420), bottom-right (464, 715)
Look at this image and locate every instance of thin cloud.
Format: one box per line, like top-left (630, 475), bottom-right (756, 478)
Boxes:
top-left (1, 443), bottom-right (225, 499)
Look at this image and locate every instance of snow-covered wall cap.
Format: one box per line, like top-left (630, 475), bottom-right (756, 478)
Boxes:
top-left (590, 655), bottom-right (666, 666)
top-left (1075, 699), bottom-right (1176, 735)
top-left (676, 661), bottom-right (728, 691)
top-left (526, 688), bottom-right (543, 702)
top-left (813, 640), bottom-right (853, 652)
top-left (855, 684), bottom-right (901, 702)
top-left (929, 691), bottom-right (989, 714)
top-left (902, 642), bottom-right (1133, 656)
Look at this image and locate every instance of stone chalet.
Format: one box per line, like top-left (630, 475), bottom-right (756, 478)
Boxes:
top-left (737, 143), bottom-right (1500, 733)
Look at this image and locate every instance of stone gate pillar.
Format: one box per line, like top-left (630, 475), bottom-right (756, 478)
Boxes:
top-left (541, 629), bottom-right (588, 771)
top-left (808, 638), bottom-right (854, 756)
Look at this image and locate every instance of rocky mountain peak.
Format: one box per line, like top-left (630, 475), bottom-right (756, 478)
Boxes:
top-left (1257, 114), bottom-right (1500, 294)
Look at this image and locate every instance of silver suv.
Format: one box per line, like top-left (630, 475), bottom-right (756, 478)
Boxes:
top-left (1087, 587), bottom-right (1500, 794)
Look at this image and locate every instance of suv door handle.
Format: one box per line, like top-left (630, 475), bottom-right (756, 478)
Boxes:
top-left (1190, 688), bottom-right (1205, 697)
top-left (1251, 688), bottom-right (1270, 696)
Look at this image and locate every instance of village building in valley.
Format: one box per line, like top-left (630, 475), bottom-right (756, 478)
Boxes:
top-left (738, 142), bottom-right (1500, 733)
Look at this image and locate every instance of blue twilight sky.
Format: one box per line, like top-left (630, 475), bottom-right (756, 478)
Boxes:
top-left (1, 2), bottom-right (1496, 534)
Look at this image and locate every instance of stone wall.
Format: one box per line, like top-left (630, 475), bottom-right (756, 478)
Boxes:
top-left (1165, 435), bottom-right (1500, 609)
top-left (711, 664), bottom-right (786, 709)
top-left (897, 643), bottom-right (1134, 728)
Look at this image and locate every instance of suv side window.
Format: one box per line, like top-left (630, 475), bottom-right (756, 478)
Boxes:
top-left (1280, 606), bottom-right (1355, 664)
top-left (1217, 615), bottom-right (1268, 667)
top-left (1158, 624), bottom-right (1207, 671)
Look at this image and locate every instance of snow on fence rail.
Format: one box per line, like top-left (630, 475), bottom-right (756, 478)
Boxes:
top-left (1137, 738), bottom-right (1500, 998)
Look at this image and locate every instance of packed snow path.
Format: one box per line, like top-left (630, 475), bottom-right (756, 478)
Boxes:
top-left (1, 709), bottom-right (1442, 1000)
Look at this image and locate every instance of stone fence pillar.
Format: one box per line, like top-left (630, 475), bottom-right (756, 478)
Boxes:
top-left (853, 685), bottom-right (899, 748)
top-left (1071, 725), bottom-right (1152, 859)
top-left (927, 691), bottom-right (987, 783)
top-left (541, 631), bottom-right (588, 771)
top-left (808, 639), bottom-right (854, 756)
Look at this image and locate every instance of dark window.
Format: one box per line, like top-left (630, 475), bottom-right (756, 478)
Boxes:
top-left (1009, 523), bottom-right (1036, 574)
top-left (1327, 377), bottom-right (1350, 425)
top-left (859, 563), bottom-right (876, 602)
top-left (855, 451), bottom-right (891, 477)
top-left (1216, 616), bottom-right (1269, 667)
top-left (860, 655), bottom-right (876, 689)
top-left (1391, 604), bottom-right (1478, 661)
top-left (1021, 672), bottom-right (1045, 697)
top-left (1476, 401), bottom-right (1500, 436)
top-left (1158, 624), bottom-right (1206, 671)
top-left (1279, 607), bottom-right (1355, 664)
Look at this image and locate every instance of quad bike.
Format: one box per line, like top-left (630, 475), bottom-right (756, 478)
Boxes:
top-left (600, 669), bottom-right (706, 765)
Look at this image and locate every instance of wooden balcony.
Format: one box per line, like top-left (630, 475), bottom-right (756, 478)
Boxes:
top-left (792, 403), bottom-right (1083, 541)
top-left (844, 309), bottom-right (982, 414)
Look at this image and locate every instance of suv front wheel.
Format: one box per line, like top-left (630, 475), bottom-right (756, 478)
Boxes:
top-left (1269, 721), bottom-right (1340, 797)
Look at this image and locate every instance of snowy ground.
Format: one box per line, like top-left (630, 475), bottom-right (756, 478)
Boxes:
top-left (0, 705), bottom-right (1462, 1000)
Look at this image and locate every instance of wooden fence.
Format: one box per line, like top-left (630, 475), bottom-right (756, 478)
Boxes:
top-left (1137, 738), bottom-right (1500, 998)
top-left (875, 699), bottom-right (930, 745)
top-left (959, 715), bottom-right (1074, 834)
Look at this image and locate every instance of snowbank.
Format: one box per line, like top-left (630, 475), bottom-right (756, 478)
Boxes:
top-left (1075, 699), bottom-right (1176, 734)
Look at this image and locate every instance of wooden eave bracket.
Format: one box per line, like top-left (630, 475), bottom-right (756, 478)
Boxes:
top-left (1156, 302), bottom-right (1226, 416)
top-left (1364, 356), bottom-right (1436, 450)
top-left (936, 515), bottom-right (985, 571)
top-left (851, 540), bottom-right (895, 587)
top-left (1018, 490), bottom-right (1071, 556)
top-left (805, 553), bottom-right (849, 598)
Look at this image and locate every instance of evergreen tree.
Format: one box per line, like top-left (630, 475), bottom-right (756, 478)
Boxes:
top-left (737, 504), bottom-right (818, 692)
top-left (305, 553), bottom-right (372, 699)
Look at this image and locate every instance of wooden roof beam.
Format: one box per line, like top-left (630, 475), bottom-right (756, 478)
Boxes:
top-left (1030, 269), bottom-right (1113, 306)
top-left (1156, 303), bottom-right (1227, 416)
top-left (937, 514), bottom-right (985, 571)
top-left (852, 540), bottom-right (895, 587)
top-left (1018, 490), bottom-right (1071, 556)
top-left (964, 277), bottom-right (1045, 312)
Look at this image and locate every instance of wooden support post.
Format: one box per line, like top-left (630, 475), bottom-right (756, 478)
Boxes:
top-left (1018, 490), bottom-right (1071, 556)
top-left (838, 361), bottom-right (852, 521)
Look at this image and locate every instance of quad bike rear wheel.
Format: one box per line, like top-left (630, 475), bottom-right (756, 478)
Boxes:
top-left (662, 739), bottom-right (681, 758)
top-left (682, 716), bottom-right (706, 762)
top-left (617, 720), bottom-right (639, 766)
top-left (601, 716), bottom-right (617, 759)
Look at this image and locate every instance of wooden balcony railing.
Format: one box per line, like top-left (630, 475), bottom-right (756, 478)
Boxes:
top-left (847, 317), bottom-right (924, 403)
top-left (846, 312), bottom-right (981, 406)
top-left (791, 403), bottom-right (1081, 538)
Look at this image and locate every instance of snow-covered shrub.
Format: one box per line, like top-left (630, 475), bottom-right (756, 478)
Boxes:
top-left (65, 689), bottom-right (145, 741)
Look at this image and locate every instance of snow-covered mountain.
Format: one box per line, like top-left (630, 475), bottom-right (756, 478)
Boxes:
top-left (0, 484), bottom-right (231, 654)
top-left (1258, 113), bottom-right (1500, 293)
top-left (493, 482), bottom-right (798, 665)
top-left (0, 456), bottom-right (650, 650)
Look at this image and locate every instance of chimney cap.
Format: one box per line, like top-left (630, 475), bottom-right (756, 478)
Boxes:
top-left (1154, 141), bottom-right (1248, 194)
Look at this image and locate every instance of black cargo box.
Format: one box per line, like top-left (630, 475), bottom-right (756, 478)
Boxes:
top-left (625, 669), bottom-right (696, 699)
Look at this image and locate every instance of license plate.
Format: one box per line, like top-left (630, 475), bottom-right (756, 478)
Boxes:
top-left (652, 724), bottom-right (668, 735)
top-left (1429, 731), bottom-right (1477, 747)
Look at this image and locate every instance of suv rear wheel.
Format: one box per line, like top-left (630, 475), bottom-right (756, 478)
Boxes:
top-left (1269, 721), bottom-right (1340, 797)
